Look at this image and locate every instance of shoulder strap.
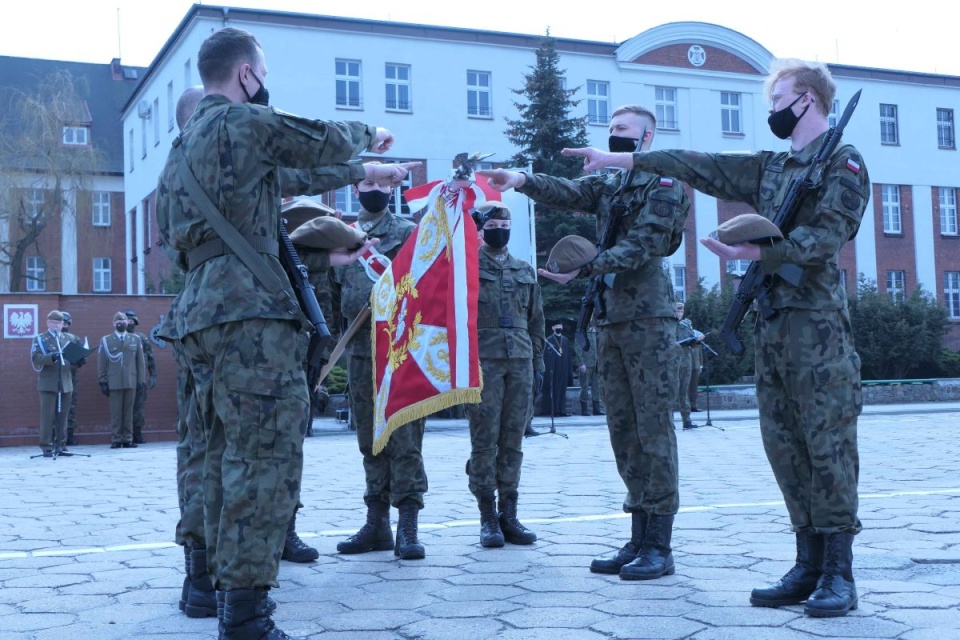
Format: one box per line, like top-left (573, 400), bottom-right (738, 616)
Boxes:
top-left (173, 137), bottom-right (299, 315)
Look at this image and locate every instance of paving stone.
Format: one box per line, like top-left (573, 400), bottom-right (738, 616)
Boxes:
top-left (591, 614), bottom-right (707, 639)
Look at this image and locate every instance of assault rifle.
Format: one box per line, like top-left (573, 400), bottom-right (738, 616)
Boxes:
top-left (576, 171), bottom-right (633, 351)
top-left (278, 219), bottom-right (332, 390)
top-left (719, 89), bottom-right (862, 357)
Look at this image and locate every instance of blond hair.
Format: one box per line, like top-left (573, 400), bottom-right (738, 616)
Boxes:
top-left (611, 104), bottom-right (657, 129)
top-left (765, 59), bottom-right (836, 118)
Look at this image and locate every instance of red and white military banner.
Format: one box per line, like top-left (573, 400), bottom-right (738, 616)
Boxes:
top-left (370, 184), bottom-right (486, 454)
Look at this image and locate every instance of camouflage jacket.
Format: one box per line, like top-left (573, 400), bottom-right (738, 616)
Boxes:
top-left (631, 134), bottom-right (869, 311)
top-left (476, 246), bottom-right (545, 370)
top-left (131, 331), bottom-right (157, 377)
top-left (676, 318), bottom-right (697, 345)
top-left (298, 248), bottom-right (338, 361)
top-left (574, 327), bottom-right (598, 368)
top-left (155, 94), bottom-right (373, 340)
top-left (518, 169), bottom-right (689, 324)
top-left (331, 212), bottom-right (415, 359)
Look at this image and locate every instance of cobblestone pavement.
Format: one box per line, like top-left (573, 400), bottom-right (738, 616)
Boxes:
top-left (1, 403), bottom-right (959, 639)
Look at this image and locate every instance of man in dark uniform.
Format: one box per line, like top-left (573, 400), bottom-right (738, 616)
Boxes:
top-left (466, 202), bottom-right (545, 548)
top-left (540, 322), bottom-right (573, 417)
top-left (565, 60), bottom-right (868, 617)
top-left (60, 311), bottom-right (86, 446)
top-left (155, 27), bottom-right (405, 638)
top-left (31, 310), bottom-right (73, 456)
top-left (124, 310), bottom-right (156, 444)
top-left (479, 103), bottom-right (690, 582)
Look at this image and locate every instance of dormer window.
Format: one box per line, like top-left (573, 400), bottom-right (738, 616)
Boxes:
top-left (62, 125), bottom-right (90, 146)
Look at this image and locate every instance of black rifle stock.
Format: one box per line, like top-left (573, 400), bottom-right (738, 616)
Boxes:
top-left (719, 89), bottom-right (862, 356)
top-left (278, 220), bottom-right (332, 390)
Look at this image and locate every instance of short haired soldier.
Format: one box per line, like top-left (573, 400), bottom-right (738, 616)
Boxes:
top-left (123, 310), bottom-right (155, 444)
top-left (31, 310), bottom-right (73, 456)
top-left (565, 60), bottom-right (868, 617)
top-left (479, 103), bottom-right (690, 581)
top-left (674, 302), bottom-right (704, 430)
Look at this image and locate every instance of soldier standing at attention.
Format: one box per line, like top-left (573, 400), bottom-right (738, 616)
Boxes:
top-left (155, 27), bottom-right (404, 639)
top-left (31, 310), bottom-right (73, 457)
top-left (479, 103), bottom-right (690, 581)
top-left (575, 322), bottom-right (603, 416)
top-left (674, 302), bottom-right (704, 430)
top-left (466, 202), bottom-right (545, 548)
top-left (564, 60), bottom-right (868, 617)
top-left (124, 310), bottom-right (156, 444)
top-left (98, 311), bottom-right (145, 448)
top-left (60, 311), bottom-right (86, 446)
top-left (331, 173), bottom-right (429, 561)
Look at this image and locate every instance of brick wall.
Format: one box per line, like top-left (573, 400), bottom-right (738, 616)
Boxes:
top-left (873, 183), bottom-right (917, 296)
top-left (630, 44), bottom-right (761, 75)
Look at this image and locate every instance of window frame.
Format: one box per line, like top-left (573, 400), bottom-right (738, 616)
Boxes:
top-left (720, 91), bottom-right (742, 134)
top-left (93, 191), bottom-right (112, 227)
top-left (586, 80), bottom-right (610, 126)
top-left (937, 108), bottom-right (955, 149)
top-left (335, 59), bottom-right (363, 110)
top-left (881, 184), bottom-right (902, 234)
top-left (886, 270), bottom-right (905, 301)
top-left (655, 86), bottom-right (678, 131)
top-left (61, 125), bottom-right (89, 146)
top-left (940, 187), bottom-right (958, 236)
top-left (385, 63), bottom-right (412, 112)
top-left (466, 70), bottom-right (492, 118)
top-left (25, 256), bottom-right (45, 292)
top-left (945, 271), bottom-right (960, 319)
top-left (880, 103), bottom-right (899, 145)
top-left (93, 257), bottom-right (112, 293)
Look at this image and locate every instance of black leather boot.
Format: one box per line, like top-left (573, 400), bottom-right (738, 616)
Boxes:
top-left (524, 423), bottom-right (540, 437)
top-left (804, 532), bottom-right (858, 617)
top-left (281, 509), bottom-right (319, 563)
top-left (682, 418), bottom-right (699, 430)
top-left (592, 401), bottom-right (604, 416)
top-left (394, 499), bottom-right (426, 559)
top-left (750, 530), bottom-right (824, 607)
top-left (591, 511), bottom-right (646, 574)
top-left (66, 429), bottom-right (76, 446)
top-left (184, 546), bottom-right (217, 618)
top-left (580, 401), bottom-right (589, 416)
top-left (221, 588), bottom-right (300, 640)
top-left (336, 501), bottom-right (393, 554)
top-left (478, 494), bottom-right (505, 548)
top-left (620, 514), bottom-right (675, 580)
top-left (498, 495), bottom-right (536, 545)
top-left (179, 545), bottom-right (191, 612)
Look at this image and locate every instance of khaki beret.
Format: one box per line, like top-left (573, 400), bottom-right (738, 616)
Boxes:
top-left (113, 311), bottom-right (129, 322)
top-left (471, 201), bottom-right (511, 228)
top-left (289, 216), bottom-right (368, 251)
top-left (546, 235), bottom-right (598, 274)
top-left (281, 198), bottom-right (337, 232)
top-left (47, 310), bottom-right (64, 321)
top-left (712, 214), bottom-right (783, 245)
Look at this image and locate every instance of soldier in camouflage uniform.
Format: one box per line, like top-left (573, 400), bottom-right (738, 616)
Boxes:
top-left (466, 202), bottom-right (545, 548)
top-left (330, 174), bottom-right (429, 561)
top-left (674, 302), bottom-right (704, 430)
top-left (479, 104), bottom-right (690, 582)
top-left (567, 61), bottom-right (868, 617)
top-left (124, 310), bottom-right (156, 444)
top-left (155, 28), bottom-right (406, 639)
top-left (575, 323), bottom-right (603, 416)
top-left (60, 311), bottom-right (86, 446)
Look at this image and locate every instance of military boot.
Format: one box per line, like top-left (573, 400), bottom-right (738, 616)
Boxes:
top-left (66, 429), bottom-right (76, 446)
top-left (336, 501), bottom-right (393, 554)
top-left (580, 401), bottom-right (589, 416)
top-left (591, 511), bottom-right (646, 574)
top-left (498, 496), bottom-right (537, 545)
top-left (184, 546), bottom-right (217, 618)
top-left (478, 494), bottom-right (505, 548)
top-left (682, 418), bottom-right (699, 430)
top-left (750, 530), bottom-right (824, 607)
top-left (281, 509), bottom-right (319, 563)
top-left (524, 423), bottom-right (541, 437)
top-left (592, 401), bottom-right (604, 416)
top-left (394, 499), bottom-right (426, 559)
top-left (620, 514), bottom-right (675, 580)
top-left (179, 545), bottom-right (191, 613)
top-left (221, 588), bottom-right (301, 640)
top-left (804, 532), bottom-right (858, 617)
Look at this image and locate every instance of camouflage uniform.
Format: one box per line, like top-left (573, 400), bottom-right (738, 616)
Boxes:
top-left (156, 93), bottom-right (374, 591)
top-left (519, 170), bottom-right (689, 516)
top-left (676, 318), bottom-right (697, 423)
top-left (688, 340), bottom-right (702, 410)
top-left (60, 327), bottom-right (85, 443)
top-left (631, 136), bottom-right (869, 534)
top-left (466, 245), bottom-right (545, 500)
top-left (575, 325), bottom-right (603, 413)
top-left (130, 329), bottom-right (156, 443)
top-left (331, 210), bottom-right (428, 509)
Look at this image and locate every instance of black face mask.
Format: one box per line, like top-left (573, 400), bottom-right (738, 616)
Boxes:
top-left (358, 190), bottom-right (391, 213)
top-left (241, 69), bottom-right (270, 107)
top-left (608, 135), bottom-right (639, 153)
top-left (483, 228), bottom-right (510, 250)
top-left (767, 94), bottom-right (808, 140)
top-left (115, 323), bottom-right (128, 333)
top-left (553, 328), bottom-right (562, 335)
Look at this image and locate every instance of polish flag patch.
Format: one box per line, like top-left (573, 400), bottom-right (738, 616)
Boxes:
top-left (659, 177), bottom-right (674, 187)
top-left (846, 158), bottom-right (861, 174)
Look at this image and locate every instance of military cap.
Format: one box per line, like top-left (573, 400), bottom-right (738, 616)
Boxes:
top-left (471, 202), bottom-right (511, 228)
top-left (123, 310), bottom-right (139, 325)
top-left (281, 197), bottom-right (337, 233)
top-left (711, 214), bottom-right (783, 245)
top-left (289, 216), bottom-right (367, 250)
top-left (61, 311), bottom-right (72, 324)
top-left (47, 310), bottom-right (64, 321)
top-left (545, 235), bottom-right (598, 274)
top-left (113, 311), bottom-right (129, 323)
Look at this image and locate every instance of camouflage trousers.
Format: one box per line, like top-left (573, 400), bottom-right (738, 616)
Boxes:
top-left (180, 319), bottom-right (310, 590)
top-left (348, 355), bottom-right (427, 508)
top-left (756, 308), bottom-right (862, 534)
top-left (132, 385), bottom-right (147, 441)
top-left (67, 367), bottom-right (79, 436)
top-left (466, 358), bottom-right (533, 500)
top-left (173, 341), bottom-right (205, 549)
top-left (598, 318), bottom-right (680, 515)
top-left (578, 363), bottom-right (602, 405)
top-left (677, 348), bottom-right (693, 420)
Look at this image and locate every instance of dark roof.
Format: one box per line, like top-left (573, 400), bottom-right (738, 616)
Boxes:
top-left (0, 56), bottom-right (146, 174)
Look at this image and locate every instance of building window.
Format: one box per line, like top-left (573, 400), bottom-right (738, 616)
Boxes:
top-left (128, 128), bottom-right (134, 172)
top-left (720, 92), bottom-right (742, 134)
top-left (726, 259), bottom-right (750, 276)
top-left (945, 271), bottom-right (960, 319)
top-left (655, 87), bottom-right (678, 130)
top-left (167, 81), bottom-right (175, 131)
top-left (183, 59), bottom-right (191, 88)
top-left (336, 59), bottom-right (362, 109)
top-left (93, 257), bottom-right (112, 293)
top-left (61, 126), bottom-right (89, 146)
top-left (880, 104), bottom-right (899, 145)
top-left (940, 187), bottom-right (958, 235)
top-left (828, 99), bottom-right (839, 128)
top-left (840, 268), bottom-right (848, 291)
top-left (937, 108), bottom-right (955, 149)
top-left (335, 187), bottom-right (361, 216)
top-left (587, 80), bottom-right (610, 125)
top-left (467, 70), bottom-right (492, 118)
top-left (385, 63), bottom-right (411, 112)
top-left (24, 189), bottom-right (44, 219)
top-left (886, 270), bottom-right (905, 301)
top-left (25, 256), bottom-right (45, 292)
top-left (881, 184), bottom-right (901, 233)
top-left (387, 166), bottom-right (413, 218)
top-left (141, 116), bottom-right (148, 159)
top-left (673, 265), bottom-right (686, 302)
top-left (152, 97), bottom-right (160, 145)
top-left (93, 191), bottom-right (111, 227)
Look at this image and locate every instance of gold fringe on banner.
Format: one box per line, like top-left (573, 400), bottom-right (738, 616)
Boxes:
top-left (372, 386), bottom-right (481, 455)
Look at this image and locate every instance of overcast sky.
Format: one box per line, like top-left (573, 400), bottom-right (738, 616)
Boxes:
top-left (3, 1), bottom-right (958, 77)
